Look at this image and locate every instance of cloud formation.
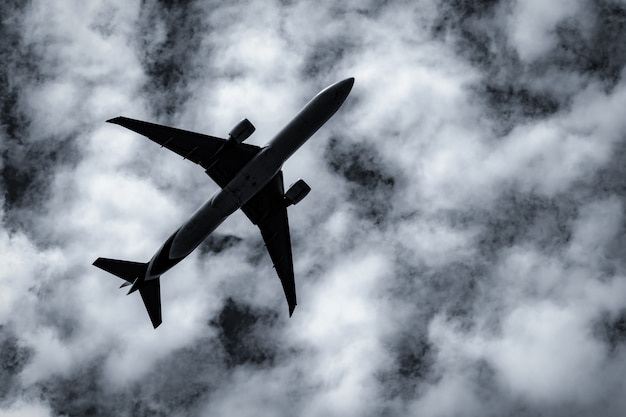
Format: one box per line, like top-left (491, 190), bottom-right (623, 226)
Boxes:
top-left (2, 0), bottom-right (626, 416)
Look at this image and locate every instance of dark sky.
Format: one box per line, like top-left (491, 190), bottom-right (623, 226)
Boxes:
top-left (2, 1), bottom-right (626, 416)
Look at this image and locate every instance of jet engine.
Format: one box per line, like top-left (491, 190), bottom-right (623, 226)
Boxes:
top-left (285, 179), bottom-right (311, 206)
top-left (228, 118), bottom-right (255, 143)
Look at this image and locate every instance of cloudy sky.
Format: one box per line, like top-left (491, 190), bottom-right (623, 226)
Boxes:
top-left (2, 0), bottom-right (626, 416)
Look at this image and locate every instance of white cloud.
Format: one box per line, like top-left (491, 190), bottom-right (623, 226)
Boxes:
top-left (488, 302), bottom-right (605, 404)
top-left (0, 400), bottom-right (52, 417)
top-left (508, 0), bottom-right (584, 61)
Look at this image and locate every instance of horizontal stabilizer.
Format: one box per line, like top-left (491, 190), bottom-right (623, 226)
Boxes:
top-left (93, 257), bottom-right (147, 283)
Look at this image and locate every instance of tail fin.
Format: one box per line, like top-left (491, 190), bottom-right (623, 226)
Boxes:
top-left (138, 278), bottom-right (162, 329)
top-left (93, 257), bottom-right (162, 328)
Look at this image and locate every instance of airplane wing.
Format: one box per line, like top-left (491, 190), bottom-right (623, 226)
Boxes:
top-left (241, 173), bottom-right (297, 316)
top-left (107, 117), bottom-right (261, 181)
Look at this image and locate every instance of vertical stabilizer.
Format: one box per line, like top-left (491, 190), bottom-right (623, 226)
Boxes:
top-left (138, 278), bottom-right (162, 328)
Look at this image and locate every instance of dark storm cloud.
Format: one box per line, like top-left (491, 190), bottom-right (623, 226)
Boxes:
top-left (476, 190), bottom-right (577, 255)
top-left (210, 298), bottom-right (281, 367)
top-left (135, 0), bottom-right (210, 119)
top-left (0, 2), bottom-right (53, 213)
top-left (552, 0), bottom-right (626, 88)
top-left (324, 136), bottom-right (399, 224)
top-left (199, 233), bottom-right (243, 254)
top-left (433, 0), bottom-right (563, 135)
top-left (0, 329), bottom-right (32, 402)
top-left (302, 39), bottom-right (350, 79)
top-left (595, 308), bottom-right (626, 354)
top-left (434, 0), bottom-right (626, 135)
top-left (378, 331), bottom-right (437, 403)
top-left (36, 337), bottom-right (226, 416)
top-left (0, 2), bottom-right (38, 141)
top-left (478, 84), bottom-right (561, 136)
top-left (0, 2), bottom-right (90, 242)
top-left (4, 0), bottom-right (626, 416)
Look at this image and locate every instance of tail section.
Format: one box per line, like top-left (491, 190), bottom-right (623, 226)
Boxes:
top-left (93, 257), bottom-right (162, 328)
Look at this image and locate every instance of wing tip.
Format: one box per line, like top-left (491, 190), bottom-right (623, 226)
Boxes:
top-left (288, 303), bottom-right (296, 317)
top-left (106, 116), bottom-right (124, 124)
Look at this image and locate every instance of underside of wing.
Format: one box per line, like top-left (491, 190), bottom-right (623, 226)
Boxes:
top-left (108, 117), bottom-right (260, 185)
top-left (204, 143), bottom-right (260, 188)
top-left (243, 173), bottom-right (297, 316)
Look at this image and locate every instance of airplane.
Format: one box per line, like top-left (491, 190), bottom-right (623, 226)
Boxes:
top-left (93, 77), bottom-right (354, 328)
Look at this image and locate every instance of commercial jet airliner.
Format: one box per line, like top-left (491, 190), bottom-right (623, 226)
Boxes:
top-left (93, 78), bottom-right (354, 328)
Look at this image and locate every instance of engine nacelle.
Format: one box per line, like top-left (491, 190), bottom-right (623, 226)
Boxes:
top-left (228, 118), bottom-right (255, 143)
top-left (285, 179), bottom-right (311, 206)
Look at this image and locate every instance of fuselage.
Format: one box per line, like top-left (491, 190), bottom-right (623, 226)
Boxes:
top-left (144, 78), bottom-right (354, 280)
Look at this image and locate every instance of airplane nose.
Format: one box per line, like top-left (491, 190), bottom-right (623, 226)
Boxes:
top-left (339, 77), bottom-right (354, 93)
top-left (333, 77), bottom-right (354, 102)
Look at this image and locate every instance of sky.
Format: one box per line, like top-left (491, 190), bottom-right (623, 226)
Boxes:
top-left (2, 0), bottom-right (626, 416)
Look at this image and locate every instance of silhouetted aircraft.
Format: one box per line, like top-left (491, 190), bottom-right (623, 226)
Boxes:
top-left (93, 78), bottom-right (354, 328)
